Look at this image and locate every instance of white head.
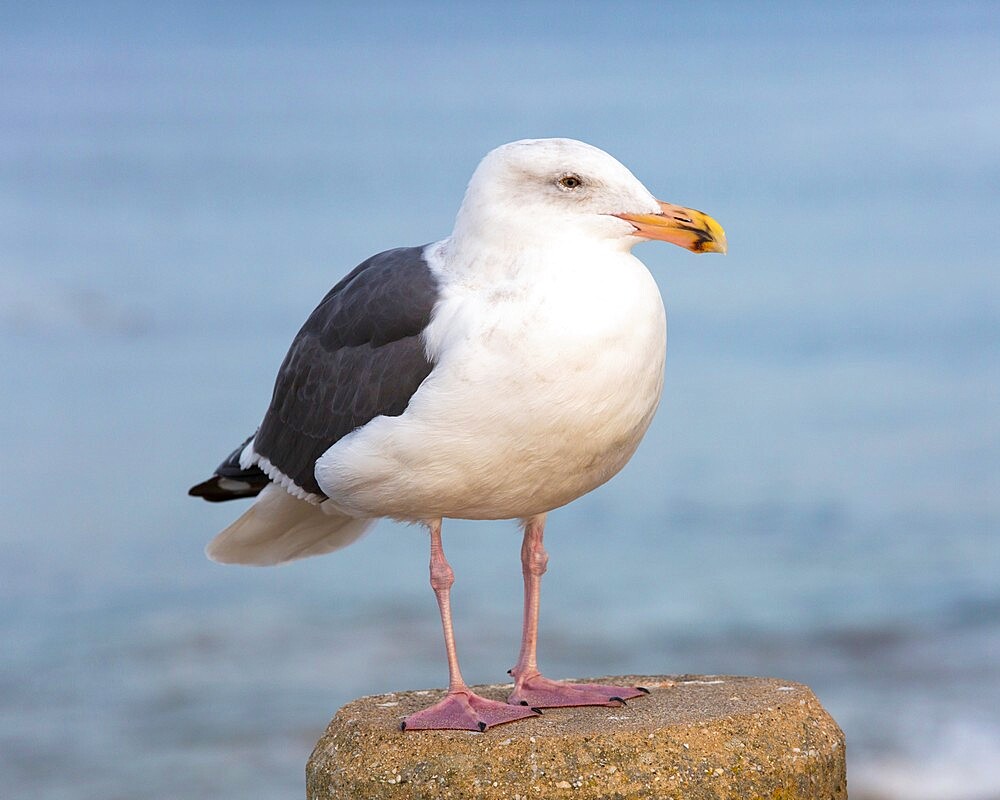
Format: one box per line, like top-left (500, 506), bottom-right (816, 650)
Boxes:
top-left (450, 138), bottom-right (726, 256)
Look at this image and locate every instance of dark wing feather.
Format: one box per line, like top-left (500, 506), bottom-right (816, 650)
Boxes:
top-left (252, 246), bottom-right (439, 497)
top-left (188, 433), bottom-right (269, 501)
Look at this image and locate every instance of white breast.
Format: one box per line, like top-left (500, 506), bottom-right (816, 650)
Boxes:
top-left (315, 243), bottom-right (666, 521)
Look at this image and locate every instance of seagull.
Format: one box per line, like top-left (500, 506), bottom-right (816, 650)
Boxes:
top-left (190, 138), bottom-right (726, 731)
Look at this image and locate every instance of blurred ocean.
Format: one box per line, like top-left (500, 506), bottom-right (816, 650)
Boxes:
top-left (1, 2), bottom-right (998, 798)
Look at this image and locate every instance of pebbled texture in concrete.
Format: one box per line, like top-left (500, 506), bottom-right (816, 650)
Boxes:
top-left (307, 675), bottom-right (846, 799)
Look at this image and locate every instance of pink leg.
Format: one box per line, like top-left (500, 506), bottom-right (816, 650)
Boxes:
top-left (402, 519), bottom-right (539, 731)
top-left (507, 515), bottom-right (649, 708)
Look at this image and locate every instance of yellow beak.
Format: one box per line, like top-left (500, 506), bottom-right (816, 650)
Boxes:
top-left (616, 201), bottom-right (727, 254)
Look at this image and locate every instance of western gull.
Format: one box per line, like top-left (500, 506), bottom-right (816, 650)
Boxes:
top-left (190, 138), bottom-right (726, 731)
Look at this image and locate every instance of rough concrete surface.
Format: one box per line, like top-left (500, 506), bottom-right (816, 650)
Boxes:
top-left (307, 675), bottom-right (846, 799)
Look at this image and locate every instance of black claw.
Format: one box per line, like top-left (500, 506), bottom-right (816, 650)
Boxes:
top-left (610, 696), bottom-right (627, 705)
top-left (531, 707), bottom-right (544, 715)
top-left (507, 669), bottom-right (513, 675)
top-left (636, 686), bottom-right (651, 694)
top-left (400, 720), bottom-right (407, 731)
top-left (519, 700), bottom-right (529, 706)
top-left (477, 721), bottom-right (487, 732)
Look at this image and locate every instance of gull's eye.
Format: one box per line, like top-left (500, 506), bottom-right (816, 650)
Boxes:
top-left (557, 174), bottom-right (583, 190)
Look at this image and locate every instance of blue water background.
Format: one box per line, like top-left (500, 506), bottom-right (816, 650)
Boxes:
top-left (1, 2), bottom-right (998, 798)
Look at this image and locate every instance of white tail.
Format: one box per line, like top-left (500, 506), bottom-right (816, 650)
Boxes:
top-left (206, 484), bottom-right (374, 566)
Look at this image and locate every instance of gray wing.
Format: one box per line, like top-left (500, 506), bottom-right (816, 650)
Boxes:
top-left (191, 246), bottom-right (440, 503)
top-left (254, 245), bottom-right (440, 498)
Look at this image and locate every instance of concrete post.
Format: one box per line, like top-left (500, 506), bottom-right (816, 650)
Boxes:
top-left (307, 675), bottom-right (846, 799)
